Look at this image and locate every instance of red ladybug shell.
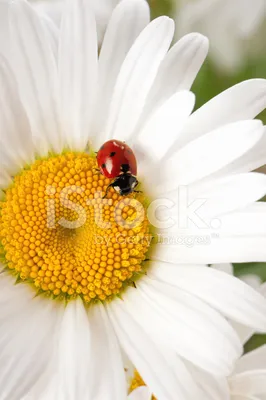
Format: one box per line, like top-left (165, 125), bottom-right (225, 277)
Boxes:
top-left (97, 140), bottom-right (137, 179)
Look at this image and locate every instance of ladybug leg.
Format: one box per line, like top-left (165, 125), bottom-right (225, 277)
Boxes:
top-left (102, 183), bottom-right (113, 199)
top-left (133, 179), bottom-right (142, 193)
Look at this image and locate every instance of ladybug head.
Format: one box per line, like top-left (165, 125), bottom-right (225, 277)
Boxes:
top-left (111, 174), bottom-right (138, 196)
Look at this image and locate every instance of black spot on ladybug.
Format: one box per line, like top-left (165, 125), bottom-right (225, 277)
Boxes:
top-left (110, 152), bottom-right (116, 157)
top-left (101, 163), bottom-right (106, 169)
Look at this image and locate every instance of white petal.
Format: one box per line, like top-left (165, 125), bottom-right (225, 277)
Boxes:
top-left (41, 13), bottom-right (59, 59)
top-left (93, 0), bottom-right (150, 146)
top-left (25, 303), bottom-right (128, 400)
top-left (212, 204), bottom-right (266, 237)
top-left (59, 0), bottom-right (98, 151)
top-left (31, 0), bottom-right (63, 27)
top-left (173, 79), bottom-right (266, 151)
top-left (20, 358), bottom-right (58, 400)
top-left (53, 299), bottom-right (91, 399)
top-left (155, 120), bottom-right (264, 192)
top-left (137, 277), bottom-right (241, 374)
top-left (148, 262), bottom-right (266, 331)
top-left (260, 283), bottom-right (266, 297)
top-left (123, 352), bottom-right (135, 385)
top-left (212, 263), bottom-right (234, 275)
top-left (157, 173), bottom-right (266, 227)
top-left (0, 57), bottom-right (34, 176)
top-left (230, 371), bottom-right (266, 397)
top-left (88, 0), bottom-right (121, 44)
top-left (230, 270), bottom-right (263, 345)
top-left (231, 395), bottom-right (260, 400)
top-left (235, 345), bottom-right (266, 374)
top-left (109, 282), bottom-right (241, 377)
top-left (135, 91), bottom-right (195, 162)
top-left (104, 16), bottom-right (175, 143)
top-left (189, 173), bottom-right (266, 219)
top-left (156, 203), bottom-right (266, 244)
top-left (231, 321), bottom-right (256, 346)
top-left (152, 237), bottom-right (266, 263)
top-left (9, 0), bottom-right (62, 155)
top-left (239, 274), bottom-right (262, 290)
top-left (128, 387), bottom-right (152, 400)
top-left (184, 361), bottom-right (230, 400)
top-left (206, 127), bottom-right (266, 181)
top-left (20, 1), bottom-right (59, 58)
top-left (231, 270), bottom-right (263, 346)
top-left (107, 296), bottom-right (200, 400)
top-left (138, 32), bottom-right (209, 130)
top-left (0, 274), bottom-right (61, 400)
top-left (87, 303), bottom-right (127, 399)
top-left (0, 0), bottom-right (11, 61)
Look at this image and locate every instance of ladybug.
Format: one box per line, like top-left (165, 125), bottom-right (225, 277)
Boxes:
top-left (97, 140), bottom-right (139, 197)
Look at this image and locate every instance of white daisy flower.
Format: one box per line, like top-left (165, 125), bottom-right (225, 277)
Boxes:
top-left (128, 265), bottom-right (266, 400)
top-left (1, 0), bottom-right (266, 399)
top-left (175, 0), bottom-right (266, 73)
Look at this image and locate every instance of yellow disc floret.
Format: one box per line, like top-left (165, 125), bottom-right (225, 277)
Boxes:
top-left (0, 152), bottom-right (151, 304)
top-left (129, 370), bottom-right (156, 399)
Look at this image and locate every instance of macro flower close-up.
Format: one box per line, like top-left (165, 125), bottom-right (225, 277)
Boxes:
top-left (0, 0), bottom-right (266, 399)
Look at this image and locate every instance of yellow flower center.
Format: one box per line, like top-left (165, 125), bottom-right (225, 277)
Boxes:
top-left (0, 152), bottom-right (151, 304)
top-left (129, 370), bottom-right (156, 399)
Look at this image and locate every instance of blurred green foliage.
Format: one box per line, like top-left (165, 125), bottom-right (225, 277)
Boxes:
top-left (245, 334), bottom-right (266, 353)
top-left (234, 263), bottom-right (266, 282)
top-left (148, 0), bottom-right (173, 19)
